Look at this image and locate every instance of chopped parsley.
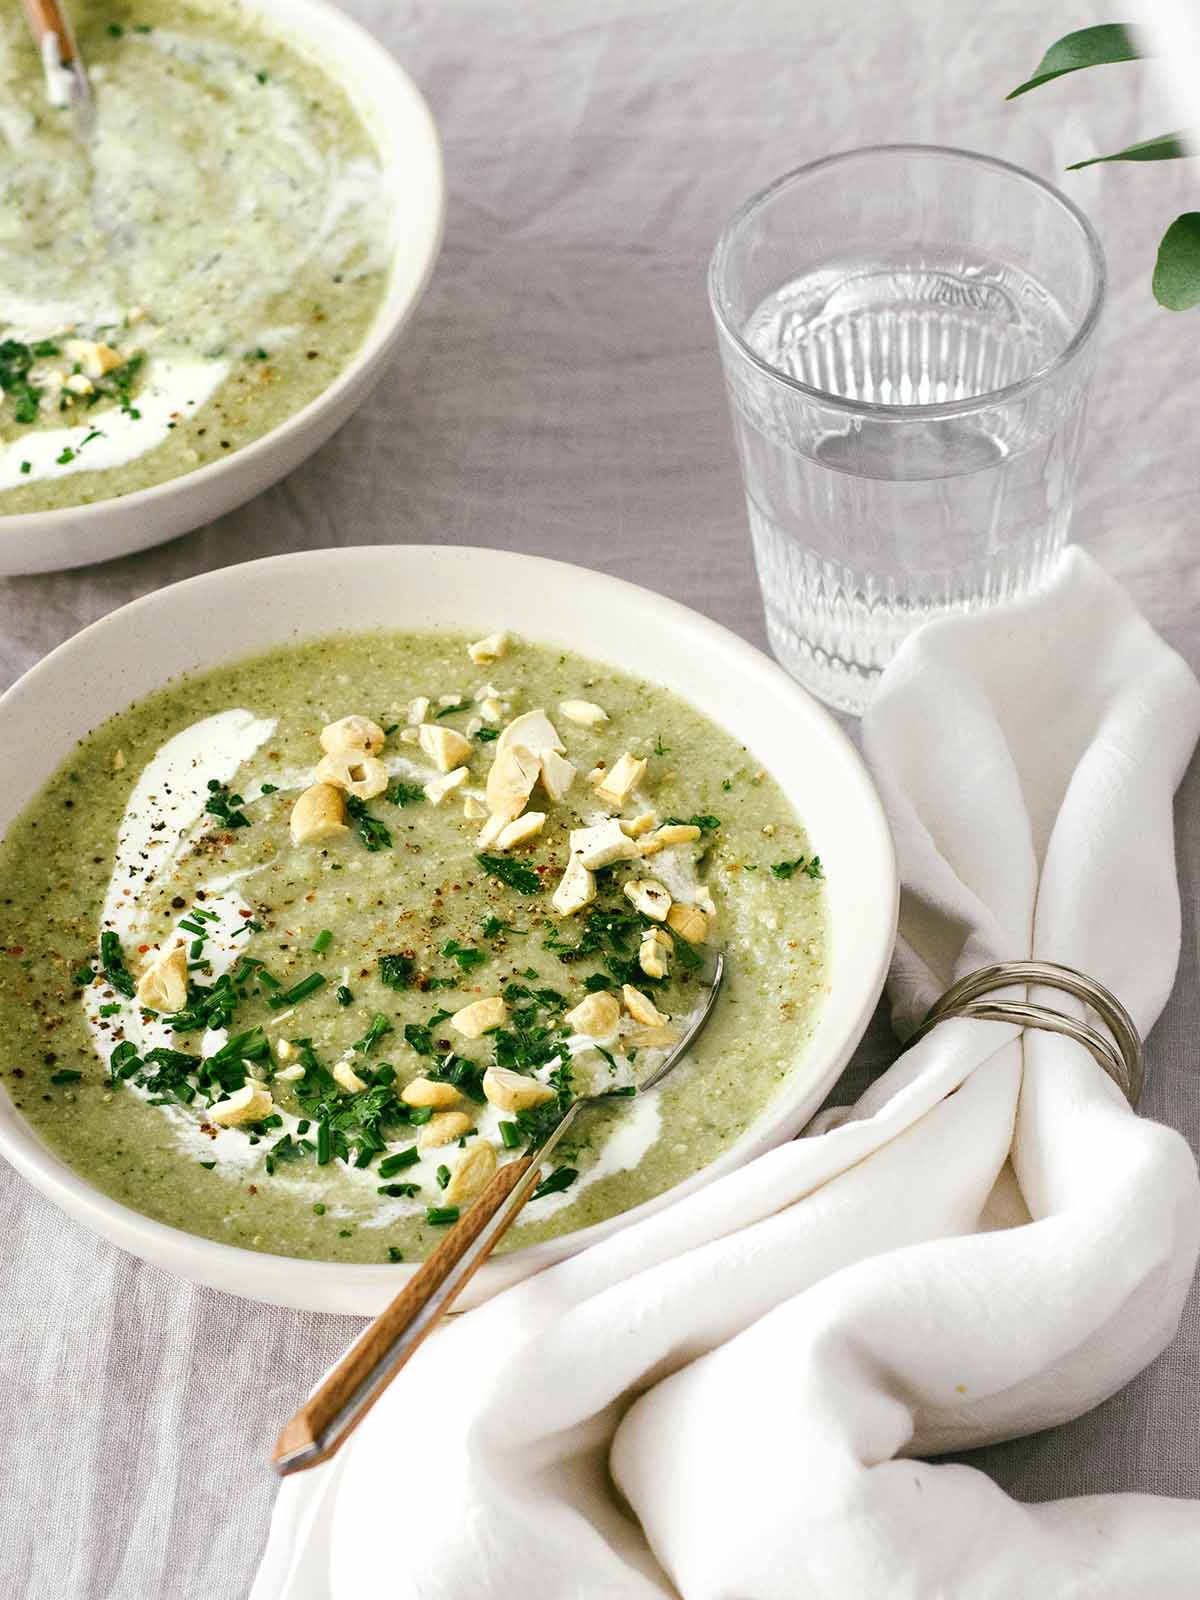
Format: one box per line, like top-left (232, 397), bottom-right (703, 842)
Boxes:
top-left (476, 853), bottom-right (540, 895)
top-left (771, 856), bottom-right (824, 881)
top-left (441, 939), bottom-right (486, 973)
top-left (378, 953), bottom-right (415, 990)
top-left (204, 779), bottom-right (250, 829)
top-left (664, 813), bottom-right (721, 832)
top-left (652, 735), bottom-right (671, 756)
top-left (353, 1013), bottom-right (394, 1054)
top-left (474, 727), bottom-right (500, 742)
top-left (345, 795), bottom-right (391, 851)
top-left (384, 780), bottom-right (424, 807)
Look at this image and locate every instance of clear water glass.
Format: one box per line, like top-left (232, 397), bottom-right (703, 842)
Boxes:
top-left (709, 145), bottom-right (1105, 714)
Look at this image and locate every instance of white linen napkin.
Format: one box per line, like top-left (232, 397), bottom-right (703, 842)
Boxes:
top-left (252, 547), bottom-right (1200, 1600)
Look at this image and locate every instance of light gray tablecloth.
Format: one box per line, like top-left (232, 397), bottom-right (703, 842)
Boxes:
top-left (2, 3), bottom-right (1197, 1595)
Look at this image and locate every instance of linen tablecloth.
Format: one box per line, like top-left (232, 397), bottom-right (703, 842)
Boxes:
top-left (1, 3), bottom-right (1196, 1595)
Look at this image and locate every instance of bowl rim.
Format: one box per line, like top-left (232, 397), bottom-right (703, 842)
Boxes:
top-left (0, 545), bottom-right (898, 1310)
top-left (0, 0), bottom-right (445, 540)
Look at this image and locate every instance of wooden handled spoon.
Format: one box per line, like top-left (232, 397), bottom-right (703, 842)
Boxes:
top-left (272, 950), bottom-right (725, 1475)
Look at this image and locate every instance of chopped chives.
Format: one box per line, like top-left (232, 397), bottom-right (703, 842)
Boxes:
top-left (426, 1206), bottom-right (460, 1226)
top-left (271, 972), bottom-right (326, 1006)
top-left (50, 1070), bottom-right (82, 1085)
top-left (436, 1164), bottom-right (451, 1190)
top-left (199, 1160), bottom-right (216, 1170)
top-left (316, 1120), bottom-right (331, 1165)
top-left (498, 1121), bottom-right (522, 1149)
top-left (378, 1146), bottom-right (419, 1177)
top-left (312, 1202), bottom-right (326, 1215)
top-left (387, 1246), bottom-right (404, 1263)
top-left (378, 1183), bottom-right (419, 1198)
top-left (178, 918), bottom-right (207, 936)
top-left (311, 929), bottom-right (333, 954)
top-left (72, 965), bottom-right (95, 986)
top-left (336, 985), bottom-right (353, 1006)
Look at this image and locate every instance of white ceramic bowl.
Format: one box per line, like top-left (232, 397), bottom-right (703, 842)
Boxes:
top-left (0, 547), bottom-right (897, 1311)
top-left (0, 0), bottom-right (444, 577)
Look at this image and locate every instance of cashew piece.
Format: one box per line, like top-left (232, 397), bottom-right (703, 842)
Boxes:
top-left (482, 1066), bottom-right (556, 1112)
top-left (319, 715), bottom-right (386, 756)
top-left (135, 944), bottom-right (188, 1012)
top-left (290, 783), bottom-right (349, 845)
top-left (444, 1140), bottom-right (498, 1203)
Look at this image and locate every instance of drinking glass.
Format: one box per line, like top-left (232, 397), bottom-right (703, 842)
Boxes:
top-left (709, 145), bottom-right (1105, 714)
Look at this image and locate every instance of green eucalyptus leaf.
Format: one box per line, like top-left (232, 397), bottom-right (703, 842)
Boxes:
top-left (1153, 213), bottom-right (1200, 311)
top-left (1007, 23), bottom-right (1140, 100)
top-left (1067, 132), bottom-right (1190, 171)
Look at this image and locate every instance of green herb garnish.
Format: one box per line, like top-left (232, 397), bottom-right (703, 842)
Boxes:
top-left (50, 1069), bottom-right (82, 1085)
top-left (379, 953), bottom-right (415, 990)
top-left (100, 931), bottom-right (135, 998)
top-left (345, 795), bottom-right (391, 851)
top-left (384, 780), bottom-right (425, 807)
top-left (476, 853), bottom-right (541, 895)
top-left (204, 779), bottom-right (250, 829)
top-left (771, 856), bottom-right (824, 881)
top-left (441, 939), bottom-right (486, 973)
top-left (311, 930), bottom-right (333, 954)
top-left (426, 1206), bottom-right (460, 1225)
top-left (531, 1166), bottom-right (578, 1201)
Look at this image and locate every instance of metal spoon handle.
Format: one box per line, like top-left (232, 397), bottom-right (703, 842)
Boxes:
top-left (272, 1103), bottom-right (583, 1476)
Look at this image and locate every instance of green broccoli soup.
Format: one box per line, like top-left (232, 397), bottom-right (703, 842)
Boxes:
top-left (0, 631), bottom-right (828, 1264)
top-left (0, 0), bottom-right (391, 514)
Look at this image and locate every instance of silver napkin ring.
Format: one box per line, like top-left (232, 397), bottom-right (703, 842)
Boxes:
top-left (909, 960), bottom-right (1144, 1108)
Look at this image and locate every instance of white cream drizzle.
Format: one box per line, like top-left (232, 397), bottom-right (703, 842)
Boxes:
top-left (0, 356), bottom-right (227, 490)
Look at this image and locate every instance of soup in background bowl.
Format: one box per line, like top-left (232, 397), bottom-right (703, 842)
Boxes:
top-left (0, 0), bottom-right (443, 573)
top-left (0, 547), bottom-right (896, 1311)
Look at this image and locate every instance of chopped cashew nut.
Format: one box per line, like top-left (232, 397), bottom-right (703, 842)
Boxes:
top-left (468, 631), bottom-right (509, 664)
top-left (621, 811), bottom-right (658, 837)
top-left (319, 715), bottom-right (385, 756)
top-left (640, 822), bottom-right (702, 855)
top-left (290, 783), bottom-right (348, 845)
top-left (450, 995), bottom-right (509, 1039)
top-left (135, 945), bottom-right (188, 1012)
top-left (333, 1060), bottom-right (368, 1093)
top-left (64, 338), bottom-right (122, 378)
top-left (564, 990), bottom-right (621, 1039)
top-left (400, 727), bottom-right (420, 744)
top-left (401, 1077), bottom-right (462, 1109)
top-left (445, 1140), bottom-right (498, 1203)
top-left (276, 1039), bottom-right (293, 1062)
top-left (569, 818), bottom-right (639, 870)
top-left (667, 902), bottom-right (710, 944)
top-left (552, 854), bottom-right (597, 916)
top-left (476, 812), bottom-right (508, 849)
top-left (418, 1110), bottom-right (473, 1149)
top-left (483, 1065), bottom-right (556, 1112)
top-left (209, 1082), bottom-right (273, 1127)
top-left (407, 696), bottom-right (431, 725)
top-left (275, 1063), bottom-right (305, 1082)
top-left (479, 697), bottom-right (505, 724)
top-left (315, 750), bottom-right (389, 800)
top-left (463, 795), bottom-right (488, 820)
top-left (558, 699), bottom-right (609, 728)
top-left (485, 743), bottom-right (540, 821)
top-left (639, 927), bottom-right (673, 980)
top-left (629, 1023), bottom-right (681, 1050)
top-left (623, 878), bottom-right (672, 920)
top-left (539, 748), bottom-right (577, 804)
top-left (424, 767), bottom-right (469, 806)
top-left (695, 886), bottom-right (717, 919)
top-left (622, 984), bottom-right (668, 1026)
top-left (64, 373), bottom-right (93, 396)
top-left (495, 811), bottom-right (546, 850)
top-left (497, 709), bottom-right (564, 759)
top-left (594, 752), bottom-right (648, 806)
top-left (419, 724), bottom-right (473, 773)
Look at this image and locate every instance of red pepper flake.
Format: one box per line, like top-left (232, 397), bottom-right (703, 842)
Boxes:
top-left (247, 1184), bottom-right (258, 1195)
top-left (6, 946), bottom-right (24, 956)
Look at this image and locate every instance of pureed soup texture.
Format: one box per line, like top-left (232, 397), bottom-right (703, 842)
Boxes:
top-left (0, 631), bottom-right (828, 1265)
top-left (0, 0), bottom-right (391, 514)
